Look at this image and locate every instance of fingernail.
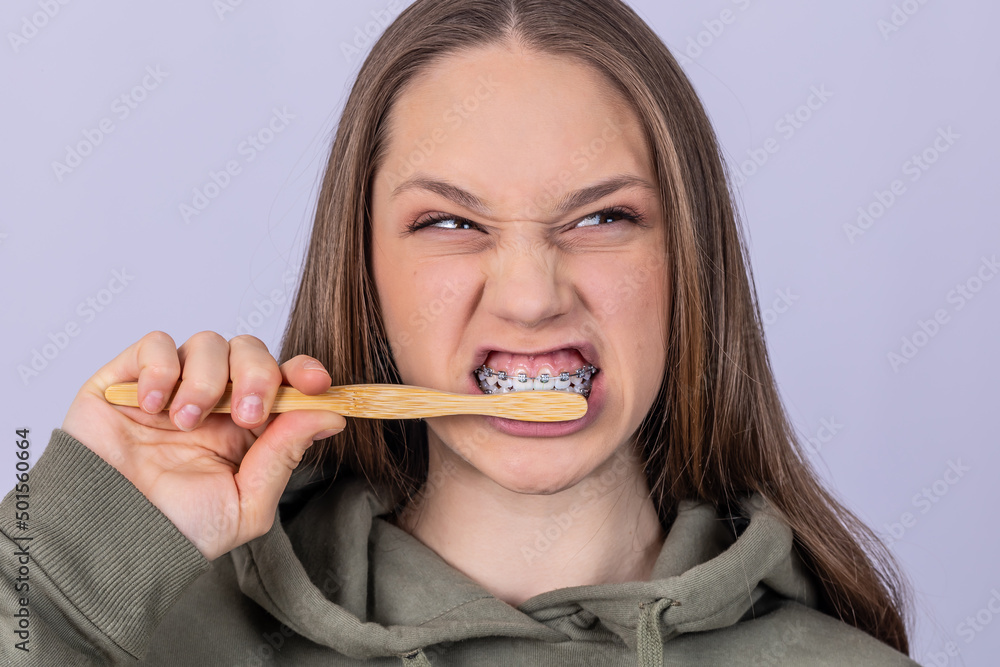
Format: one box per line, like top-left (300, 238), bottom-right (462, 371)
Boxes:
top-left (142, 390), bottom-right (164, 413)
top-left (175, 404), bottom-right (202, 431)
top-left (236, 395), bottom-right (264, 423)
top-left (303, 360), bottom-right (328, 373)
top-left (313, 428), bottom-right (342, 441)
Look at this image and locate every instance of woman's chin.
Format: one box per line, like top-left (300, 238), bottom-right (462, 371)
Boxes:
top-left (425, 415), bottom-right (628, 497)
top-left (489, 473), bottom-right (583, 497)
top-left (474, 449), bottom-right (598, 496)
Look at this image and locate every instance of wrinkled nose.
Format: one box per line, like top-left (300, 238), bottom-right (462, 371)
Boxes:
top-left (484, 235), bottom-right (573, 328)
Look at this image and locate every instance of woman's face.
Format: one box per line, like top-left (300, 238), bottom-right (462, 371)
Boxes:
top-left (371, 45), bottom-right (668, 494)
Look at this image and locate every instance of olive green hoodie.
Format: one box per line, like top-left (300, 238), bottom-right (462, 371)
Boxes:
top-left (1, 430), bottom-right (918, 665)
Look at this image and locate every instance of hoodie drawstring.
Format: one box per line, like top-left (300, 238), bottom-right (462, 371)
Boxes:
top-left (637, 598), bottom-right (677, 667)
top-left (400, 648), bottom-right (434, 666)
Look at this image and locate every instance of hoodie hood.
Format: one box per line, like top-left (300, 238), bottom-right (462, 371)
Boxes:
top-left (229, 477), bottom-right (817, 666)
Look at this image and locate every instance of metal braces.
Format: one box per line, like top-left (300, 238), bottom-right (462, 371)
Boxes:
top-left (475, 364), bottom-right (598, 397)
top-left (476, 364), bottom-right (598, 383)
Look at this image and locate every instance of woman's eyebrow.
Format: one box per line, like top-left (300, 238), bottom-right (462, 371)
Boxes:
top-left (392, 177), bottom-right (491, 215)
top-left (390, 174), bottom-right (656, 218)
top-left (557, 176), bottom-right (656, 215)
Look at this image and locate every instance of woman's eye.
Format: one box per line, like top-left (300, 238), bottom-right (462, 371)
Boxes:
top-left (575, 213), bottom-right (609, 228)
top-left (430, 217), bottom-right (474, 230)
top-left (408, 215), bottom-right (480, 233)
top-left (574, 207), bottom-right (640, 229)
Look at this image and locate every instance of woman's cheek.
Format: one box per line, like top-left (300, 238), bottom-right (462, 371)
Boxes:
top-left (574, 255), bottom-right (639, 323)
top-left (377, 260), bottom-right (428, 375)
top-left (389, 262), bottom-right (472, 380)
top-left (597, 250), bottom-right (666, 321)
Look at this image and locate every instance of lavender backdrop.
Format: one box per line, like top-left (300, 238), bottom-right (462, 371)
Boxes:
top-left (1, 1), bottom-right (996, 664)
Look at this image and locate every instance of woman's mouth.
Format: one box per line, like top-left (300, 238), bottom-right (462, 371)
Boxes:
top-left (466, 347), bottom-right (604, 436)
top-left (472, 349), bottom-right (599, 398)
top-left (474, 365), bottom-right (598, 396)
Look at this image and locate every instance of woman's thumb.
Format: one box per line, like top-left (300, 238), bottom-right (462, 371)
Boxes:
top-left (233, 410), bottom-right (345, 530)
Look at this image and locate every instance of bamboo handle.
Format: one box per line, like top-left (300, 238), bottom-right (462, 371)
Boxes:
top-left (104, 382), bottom-right (587, 422)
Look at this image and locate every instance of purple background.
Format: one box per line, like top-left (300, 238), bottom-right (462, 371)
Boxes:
top-left (1, 2), bottom-right (997, 664)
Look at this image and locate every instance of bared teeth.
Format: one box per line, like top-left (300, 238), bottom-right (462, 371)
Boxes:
top-left (483, 349), bottom-right (588, 379)
top-left (474, 364), bottom-right (597, 397)
top-left (533, 373), bottom-right (551, 390)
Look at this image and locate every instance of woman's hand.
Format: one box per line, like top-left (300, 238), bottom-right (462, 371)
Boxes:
top-left (61, 331), bottom-right (345, 561)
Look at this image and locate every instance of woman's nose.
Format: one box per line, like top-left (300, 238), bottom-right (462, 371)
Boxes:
top-left (483, 235), bottom-right (573, 328)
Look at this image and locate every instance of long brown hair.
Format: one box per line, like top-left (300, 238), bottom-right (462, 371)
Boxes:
top-left (281, 0), bottom-right (911, 654)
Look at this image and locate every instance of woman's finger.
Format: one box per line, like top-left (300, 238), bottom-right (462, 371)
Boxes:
top-left (228, 335), bottom-right (283, 429)
top-left (133, 331), bottom-right (184, 415)
top-left (243, 355), bottom-right (332, 439)
top-left (171, 331), bottom-right (232, 431)
top-left (280, 354), bottom-right (333, 395)
top-left (88, 330), bottom-right (181, 413)
top-left (234, 411), bottom-right (345, 534)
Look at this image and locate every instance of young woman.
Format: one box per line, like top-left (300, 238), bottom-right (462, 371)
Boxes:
top-left (1, 1), bottom-right (917, 664)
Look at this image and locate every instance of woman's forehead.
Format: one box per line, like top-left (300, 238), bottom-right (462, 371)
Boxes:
top-left (377, 45), bottom-right (655, 215)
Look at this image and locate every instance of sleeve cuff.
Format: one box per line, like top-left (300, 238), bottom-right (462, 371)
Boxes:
top-left (0, 429), bottom-right (211, 657)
